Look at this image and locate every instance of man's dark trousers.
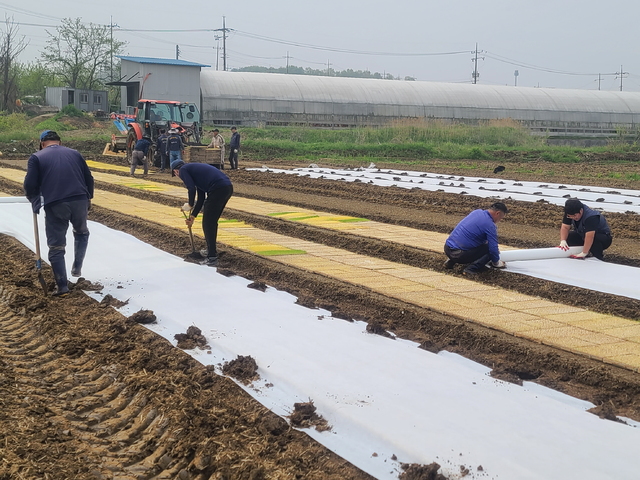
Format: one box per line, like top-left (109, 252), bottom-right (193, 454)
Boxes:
top-left (567, 231), bottom-right (612, 260)
top-left (202, 185), bottom-right (233, 258)
top-left (444, 244), bottom-right (491, 273)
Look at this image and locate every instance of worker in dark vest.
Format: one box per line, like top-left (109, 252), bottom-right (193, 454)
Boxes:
top-left (558, 199), bottom-right (612, 260)
top-left (166, 128), bottom-right (184, 163)
top-left (156, 129), bottom-right (169, 172)
top-left (130, 135), bottom-right (151, 176)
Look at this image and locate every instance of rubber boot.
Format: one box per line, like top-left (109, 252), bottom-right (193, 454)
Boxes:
top-left (49, 248), bottom-right (69, 296)
top-left (71, 232), bottom-right (89, 277)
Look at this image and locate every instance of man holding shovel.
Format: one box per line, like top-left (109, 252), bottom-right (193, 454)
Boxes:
top-left (24, 130), bottom-right (94, 297)
top-left (171, 160), bottom-right (233, 266)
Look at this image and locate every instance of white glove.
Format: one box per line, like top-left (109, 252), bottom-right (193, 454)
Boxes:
top-left (181, 202), bottom-right (192, 212)
top-left (234, 149), bottom-right (238, 153)
top-left (558, 240), bottom-right (569, 251)
top-left (570, 251), bottom-right (588, 259)
top-left (491, 260), bottom-right (506, 269)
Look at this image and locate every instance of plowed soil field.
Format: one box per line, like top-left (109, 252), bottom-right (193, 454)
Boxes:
top-left (2, 150), bottom-right (640, 480)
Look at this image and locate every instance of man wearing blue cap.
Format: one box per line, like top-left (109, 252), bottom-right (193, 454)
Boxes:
top-left (24, 130), bottom-right (94, 296)
top-left (171, 160), bottom-right (233, 266)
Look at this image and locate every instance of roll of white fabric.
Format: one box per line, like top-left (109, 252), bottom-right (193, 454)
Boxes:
top-left (500, 246), bottom-right (583, 262)
top-left (0, 197), bottom-right (29, 204)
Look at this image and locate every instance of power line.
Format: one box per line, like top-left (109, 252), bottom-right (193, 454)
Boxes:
top-left (233, 30), bottom-right (469, 57)
top-left (484, 51), bottom-right (618, 77)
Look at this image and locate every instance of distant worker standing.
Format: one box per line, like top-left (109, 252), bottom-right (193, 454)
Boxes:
top-left (208, 128), bottom-right (226, 169)
top-left (444, 202), bottom-right (508, 275)
top-left (130, 135), bottom-right (151, 176)
top-left (156, 129), bottom-right (169, 172)
top-left (24, 130), bottom-right (94, 297)
top-left (228, 126), bottom-right (240, 170)
top-left (171, 160), bottom-right (233, 267)
top-left (167, 128), bottom-right (184, 163)
top-left (558, 199), bottom-right (612, 260)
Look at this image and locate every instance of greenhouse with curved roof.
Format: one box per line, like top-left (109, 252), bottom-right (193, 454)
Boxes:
top-left (200, 70), bottom-right (640, 136)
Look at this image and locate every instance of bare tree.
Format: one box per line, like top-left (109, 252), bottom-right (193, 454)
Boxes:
top-left (41, 17), bottom-right (126, 90)
top-left (0, 16), bottom-right (28, 111)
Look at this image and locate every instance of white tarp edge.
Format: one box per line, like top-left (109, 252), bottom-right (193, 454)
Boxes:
top-left (1, 199), bottom-right (640, 480)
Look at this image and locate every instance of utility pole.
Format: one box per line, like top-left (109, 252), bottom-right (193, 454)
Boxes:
top-left (109, 16), bottom-right (120, 82)
top-left (598, 73), bottom-right (601, 91)
top-left (616, 65), bottom-right (628, 91)
top-left (214, 35), bottom-right (220, 70)
top-left (175, 44), bottom-right (180, 60)
top-left (214, 17), bottom-right (231, 71)
top-left (327, 59), bottom-right (331, 76)
top-left (471, 43), bottom-right (484, 84)
top-left (514, 70), bottom-right (519, 87)
top-left (286, 51), bottom-right (290, 74)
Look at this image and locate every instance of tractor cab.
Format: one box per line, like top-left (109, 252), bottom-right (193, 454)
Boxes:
top-left (126, 100), bottom-right (203, 166)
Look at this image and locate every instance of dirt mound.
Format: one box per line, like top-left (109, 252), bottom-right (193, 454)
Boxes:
top-left (400, 463), bottom-right (448, 480)
top-left (289, 401), bottom-right (331, 432)
top-left (222, 354), bottom-right (259, 384)
top-left (128, 309), bottom-right (157, 324)
top-left (174, 325), bottom-right (209, 349)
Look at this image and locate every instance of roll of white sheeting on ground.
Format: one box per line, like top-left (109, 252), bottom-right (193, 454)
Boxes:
top-left (0, 197), bottom-right (29, 204)
top-left (500, 246), bottom-right (583, 262)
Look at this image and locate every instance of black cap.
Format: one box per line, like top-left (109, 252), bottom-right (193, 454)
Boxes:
top-left (564, 199), bottom-right (583, 215)
top-left (489, 202), bottom-right (508, 214)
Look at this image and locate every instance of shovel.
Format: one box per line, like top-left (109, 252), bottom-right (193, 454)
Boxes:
top-left (182, 210), bottom-right (203, 260)
top-left (33, 212), bottom-right (48, 295)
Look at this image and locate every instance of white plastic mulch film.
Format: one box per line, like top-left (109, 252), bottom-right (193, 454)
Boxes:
top-left (252, 166), bottom-right (640, 214)
top-left (2, 192), bottom-right (640, 480)
top-left (251, 167), bottom-right (640, 301)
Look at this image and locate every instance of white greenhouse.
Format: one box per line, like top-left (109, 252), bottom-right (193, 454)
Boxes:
top-left (200, 70), bottom-right (640, 135)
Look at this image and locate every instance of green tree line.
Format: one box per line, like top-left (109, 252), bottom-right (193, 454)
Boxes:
top-left (233, 65), bottom-right (416, 81)
top-left (0, 17), bottom-right (126, 112)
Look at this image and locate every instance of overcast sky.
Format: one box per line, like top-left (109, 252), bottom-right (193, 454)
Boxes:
top-left (6, 0), bottom-right (640, 92)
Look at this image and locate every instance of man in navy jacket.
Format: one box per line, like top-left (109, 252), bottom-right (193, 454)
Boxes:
top-left (171, 160), bottom-right (233, 266)
top-left (228, 126), bottom-right (240, 169)
top-left (444, 202), bottom-right (508, 275)
top-left (24, 130), bottom-right (94, 296)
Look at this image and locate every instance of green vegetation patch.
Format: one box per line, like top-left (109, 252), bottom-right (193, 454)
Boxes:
top-left (259, 249), bottom-right (307, 256)
top-left (338, 218), bottom-right (369, 223)
top-left (287, 215), bottom-right (320, 221)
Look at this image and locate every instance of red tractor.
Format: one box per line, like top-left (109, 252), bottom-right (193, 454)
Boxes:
top-left (125, 99), bottom-right (203, 166)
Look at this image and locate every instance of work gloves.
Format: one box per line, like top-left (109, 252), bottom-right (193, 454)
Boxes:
top-left (491, 260), bottom-right (506, 269)
top-left (181, 203), bottom-right (192, 212)
top-left (569, 252), bottom-right (588, 259)
top-left (558, 240), bottom-right (569, 251)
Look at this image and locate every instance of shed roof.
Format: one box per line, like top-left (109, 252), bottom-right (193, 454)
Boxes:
top-left (119, 56), bottom-right (210, 68)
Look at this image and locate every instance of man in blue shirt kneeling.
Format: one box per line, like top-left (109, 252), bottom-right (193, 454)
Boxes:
top-left (444, 202), bottom-right (508, 276)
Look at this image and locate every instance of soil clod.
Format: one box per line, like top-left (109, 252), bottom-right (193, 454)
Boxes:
top-left (222, 354), bottom-right (260, 384)
top-left (128, 309), bottom-right (156, 324)
top-left (247, 281), bottom-right (268, 291)
top-left (289, 400), bottom-right (331, 432)
top-left (400, 462), bottom-right (448, 480)
top-left (174, 325), bottom-right (209, 349)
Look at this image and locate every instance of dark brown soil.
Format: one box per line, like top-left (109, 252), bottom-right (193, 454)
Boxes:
top-left (289, 401), bottom-right (331, 432)
top-left (3, 149), bottom-right (640, 479)
top-left (175, 326), bottom-right (210, 350)
top-left (222, 355), bottom-right (259, 384)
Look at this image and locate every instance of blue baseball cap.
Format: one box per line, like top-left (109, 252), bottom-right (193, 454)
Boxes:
top-left (170, 160), bottom-right (185, 176)
top-left (40, 130), bottom-right (60, 141)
